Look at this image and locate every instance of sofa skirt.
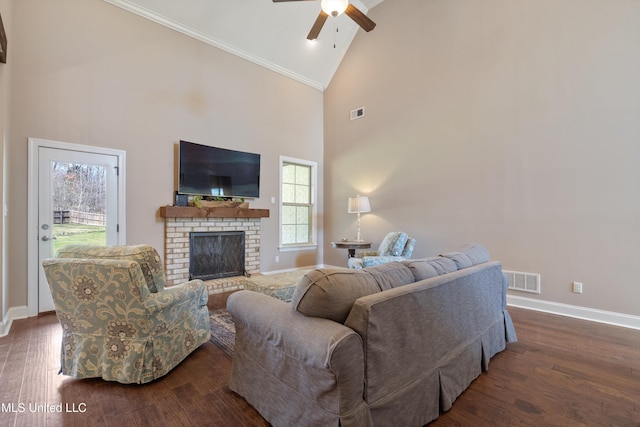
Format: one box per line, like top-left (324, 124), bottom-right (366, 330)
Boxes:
top-left (368, 316), bottom-right (508, 426)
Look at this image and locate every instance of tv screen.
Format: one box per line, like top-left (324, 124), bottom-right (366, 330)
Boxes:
top-left (178, 140), bottom-right (260, 198)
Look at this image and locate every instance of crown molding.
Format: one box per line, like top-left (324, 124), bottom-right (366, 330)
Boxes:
top-left (104, 0), bottom-right (327, 91)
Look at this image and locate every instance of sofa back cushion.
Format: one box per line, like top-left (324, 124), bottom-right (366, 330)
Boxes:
top-left (364, 262), bottom-right (416, 291)
top-left (292, 268), bottom-right (381, 323)
top-left (404, 244), bottom-right (491, 281)
top-left (439, 252), bottom-right (473, 269)
top-left (403, 259), bottom-right (439, 281)
top-left (293, 244), bottom-right (492, 323)
top-left (440, 243), bottom-right (490, 269)
top-left (56, 244), bottom-right (166, 293)
top-left (459, 243), bottom-right (490, 264)
top-left (404, 256), bottom-right (458, 281)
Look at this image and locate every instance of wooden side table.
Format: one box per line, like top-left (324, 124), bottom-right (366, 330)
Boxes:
top-left (331, 241), bottom-right (372, 260)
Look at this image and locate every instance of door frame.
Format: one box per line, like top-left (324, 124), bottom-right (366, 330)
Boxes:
top-left (27, 137), bottom-right (127, 316)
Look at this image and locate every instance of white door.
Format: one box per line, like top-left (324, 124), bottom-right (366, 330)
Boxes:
top-left (37, 147), bottom-right (120, 313)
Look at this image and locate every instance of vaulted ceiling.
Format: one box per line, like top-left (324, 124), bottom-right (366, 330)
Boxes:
top-left (104, 0), bottom-right (384, 91)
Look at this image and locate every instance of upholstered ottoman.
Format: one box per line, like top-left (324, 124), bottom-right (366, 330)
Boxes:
top-left (243, 270), bottom-right (310, 302)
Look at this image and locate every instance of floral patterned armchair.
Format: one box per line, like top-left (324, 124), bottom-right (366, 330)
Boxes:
top-left (42, 244), bottom-right (210, 384)
top-left (348, 231), bottom-right (416, 269)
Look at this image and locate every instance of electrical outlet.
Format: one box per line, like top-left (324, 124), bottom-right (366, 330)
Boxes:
top-left (275, 256), bottom-right (280, 263)
top-left (572, 281), bottom-right (583, 294)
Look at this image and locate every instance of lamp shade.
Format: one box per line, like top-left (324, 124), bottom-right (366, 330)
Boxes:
top-left (348, 195), bottom-right (371, 214)
top-left (321, 0), bottom-right (348, 16)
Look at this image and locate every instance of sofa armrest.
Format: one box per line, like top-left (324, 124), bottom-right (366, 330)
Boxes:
top-left (228, 290), bottom-right (366, 421)
top-left (228, 290), bottom-right (362, 369)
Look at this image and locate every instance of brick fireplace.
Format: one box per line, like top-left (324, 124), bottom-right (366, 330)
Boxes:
top-left (159, 206), bottom-right (270, 292)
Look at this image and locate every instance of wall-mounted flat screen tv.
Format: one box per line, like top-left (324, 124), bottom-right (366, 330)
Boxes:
top-left (178, 140), bottom-right (260, 198)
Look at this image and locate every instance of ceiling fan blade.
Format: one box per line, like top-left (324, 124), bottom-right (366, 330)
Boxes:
top-left (345, 3), bottom-right (376, 32)
top-left (307, 11), bottom-right (329, 40)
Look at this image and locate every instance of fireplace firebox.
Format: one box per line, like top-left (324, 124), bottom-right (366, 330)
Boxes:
top-left (189, 231), bottom-right (245, 280)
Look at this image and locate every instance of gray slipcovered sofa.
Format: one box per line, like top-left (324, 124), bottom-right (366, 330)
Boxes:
top-left (227, 244), bottom-right (517, 426)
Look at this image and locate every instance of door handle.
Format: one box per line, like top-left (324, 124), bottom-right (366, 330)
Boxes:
top-left (41, 235), bottom-right (56, 241)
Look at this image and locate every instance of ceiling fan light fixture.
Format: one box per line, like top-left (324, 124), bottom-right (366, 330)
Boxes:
top-left (321, 0), bottom-right (348, 17)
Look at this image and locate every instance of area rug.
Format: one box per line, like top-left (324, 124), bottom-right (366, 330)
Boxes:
top-left (209, 309), bottom-right (235, 359)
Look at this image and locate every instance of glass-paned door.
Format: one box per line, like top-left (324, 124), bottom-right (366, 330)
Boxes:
top-left (38, 147), bottom-right (119, 312)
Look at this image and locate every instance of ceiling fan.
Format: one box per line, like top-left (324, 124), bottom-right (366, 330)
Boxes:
top-left (273, 0), bottom-right (376, 41)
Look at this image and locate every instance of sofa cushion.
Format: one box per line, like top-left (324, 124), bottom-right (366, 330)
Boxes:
top-left (459, 243), bottom-right (490, 265)
top-left (291, 268), bottom-right (381, 323)
top-left (426, 256), bottom-right (458, 275)
top-left (440, 252), bottom-right (473, 269)
top-left (56, 244), bottom-right (166, 293)
top-left (364, 262), bottom-right (416, 290)
top-left (403, 259), bottom-right (439, 281)
top-left (404, 256), bottom-right (458, 281)
top-left (441, 244), bottom-right (490, 269)
top-left (378, 232), bottom-right (409, 256)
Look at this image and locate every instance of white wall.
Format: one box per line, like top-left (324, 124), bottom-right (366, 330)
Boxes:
top-left (325, 0), bottom-right (640, 316)
top-left (4, 0), bottom-right (324, 310)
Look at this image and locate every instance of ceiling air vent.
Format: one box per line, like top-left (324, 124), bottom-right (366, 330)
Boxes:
top-left (350, 107), bottom-right (365, 120)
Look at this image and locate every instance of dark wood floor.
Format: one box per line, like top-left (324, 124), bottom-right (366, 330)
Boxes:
top-left (1, 293), bottom-right (638, 426)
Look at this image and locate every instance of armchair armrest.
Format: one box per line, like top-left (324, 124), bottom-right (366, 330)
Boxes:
top-left (144, 279), bottom-right (207, 315)
top-left (355, 250), bottom-right (379, 257)
top-left (348, 257), bottom-right (365, 269)
top-left (362, 255), bottom-right (406, 268)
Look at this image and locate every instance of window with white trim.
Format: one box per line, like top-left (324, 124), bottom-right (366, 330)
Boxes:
top-left (280, 157), bottom-right (317, 249)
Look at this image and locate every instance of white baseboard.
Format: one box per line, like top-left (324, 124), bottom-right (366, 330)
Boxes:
top-left (0, 306), bottom-right (29, 337)
top-left (507, 295), bottom-right (640, 331)
top-left (260, 264), bottom-right (331, 275)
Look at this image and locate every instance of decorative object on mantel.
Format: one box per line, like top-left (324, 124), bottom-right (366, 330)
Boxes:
top-left (198, 200), bottom-right (249, 208)
top-left (191, 195), bottom-right (248, 209)
top-left (0, 13), bottom-right (7, 64)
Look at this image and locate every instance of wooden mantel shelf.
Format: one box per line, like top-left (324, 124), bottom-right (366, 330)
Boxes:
top-left (159, 206), bottom-right (270, 219)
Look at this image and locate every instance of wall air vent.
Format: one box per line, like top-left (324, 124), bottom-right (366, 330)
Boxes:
top-left (504, 270), bottom-right (541, 294)
top-left (350, 107), bottom-right (365, 120)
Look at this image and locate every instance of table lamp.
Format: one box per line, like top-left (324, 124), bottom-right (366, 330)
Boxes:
top-left (348, 195), bottom-right (371, 242)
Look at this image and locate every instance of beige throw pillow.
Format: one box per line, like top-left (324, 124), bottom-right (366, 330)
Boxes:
top-left (291, 268), bottom-right (381, 323)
